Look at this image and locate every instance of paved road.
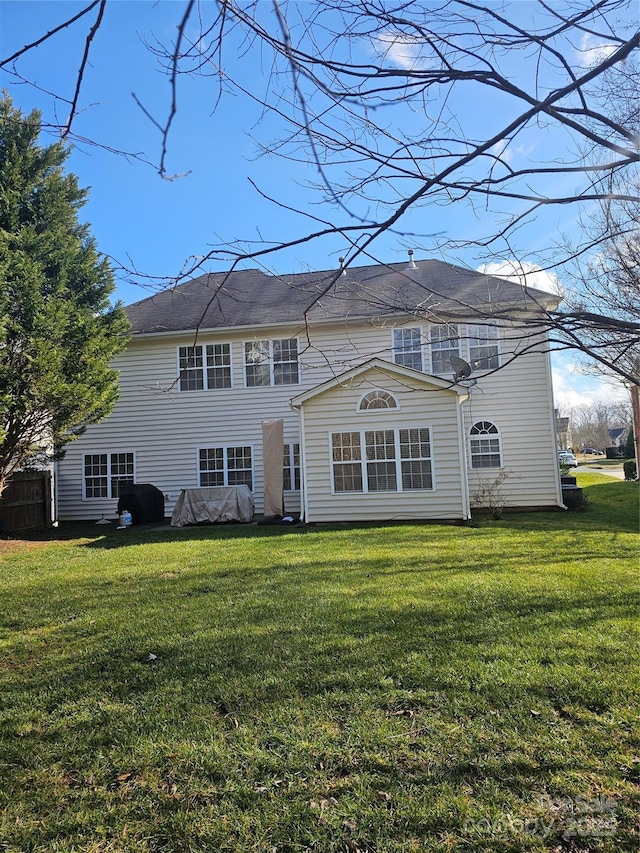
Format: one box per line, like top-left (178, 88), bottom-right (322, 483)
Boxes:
top-left (578, 464), bottom-right (626, 480)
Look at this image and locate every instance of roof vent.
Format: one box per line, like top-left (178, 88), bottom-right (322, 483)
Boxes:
top-left (407, 249), bottom-right (417, 269)
top-left (339, 257), bottom-right (347, 276)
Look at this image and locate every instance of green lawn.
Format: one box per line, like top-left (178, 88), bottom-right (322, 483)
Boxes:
top-left (1, 474), bottom-right (638, 852)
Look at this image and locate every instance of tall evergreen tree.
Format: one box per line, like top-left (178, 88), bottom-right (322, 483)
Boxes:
top-left (0, 94), bottom-right (129, 496)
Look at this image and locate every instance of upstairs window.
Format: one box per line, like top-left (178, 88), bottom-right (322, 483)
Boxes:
top-left (83, 452), bottom-right (134, 499)
top-left (359, 390), bottom-right (398, 411)
top-left (179, 344), bottom-right (231, 391)
top-left (393, 327), bottom-right (423, 371)
top-left (470, 421), bottom-right (502, 468)
top-left (430, 324), bottom-right (460, 374)
top-left (467, 324), bottom-right (499, 371)
top-left (245, 338), bottom-right (299, 386)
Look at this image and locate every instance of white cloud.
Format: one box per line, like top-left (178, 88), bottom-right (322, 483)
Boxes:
top-left (489, 139), bottom-right (514, 165)
top-left (575, 34), bottom-right (617, 66)
top-left (478, 260), bottom-right (564, 296)
top-left (552, 358), bottom-right (629, 411)
top-left (373, 32), bottom-right (432, 71)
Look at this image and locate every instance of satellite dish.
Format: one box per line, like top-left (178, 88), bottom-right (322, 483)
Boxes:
top-left (450, 355), bottom-right (473, 381)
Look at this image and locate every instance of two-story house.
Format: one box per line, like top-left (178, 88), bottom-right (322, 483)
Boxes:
top-left (55, 258), bottom-right (564, 523)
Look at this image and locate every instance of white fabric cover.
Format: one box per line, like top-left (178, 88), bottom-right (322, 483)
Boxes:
top-left (170, 485), bottom-right (254, 527)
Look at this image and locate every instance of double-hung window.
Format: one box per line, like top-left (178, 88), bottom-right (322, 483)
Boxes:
top-left (430, 324), bottom-right (460, 375)
top-left (83, 452), bottom-right (134, 499)
top-left (178, 344), bottom-right (231, 391)
top-left (392, 327), bottom-right (423, 371)
top-left (283, 442), bottom-right (301, 491)
top-left (199, 446), bottom-right (253, 489)
top-left (470, 422), bottom-right (502, 468)
top-left (467, 324), bottom-right (499, 371)
top-left (331, 428), bottom-right (433, 493)
top-left (245, 338), bottom-right (299, 386)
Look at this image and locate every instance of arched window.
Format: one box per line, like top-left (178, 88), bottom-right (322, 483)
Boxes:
top-left (358, 390), bottom-right (399, 411)
top-left (470, 421), bottom-right (502, 468)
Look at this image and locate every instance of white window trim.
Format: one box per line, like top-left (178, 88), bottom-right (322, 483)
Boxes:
top-left (283, 441), bottom-right (301, 492)
top-left (177, 343), bottom-right (233, 391)
top-left (196, 444), bottom-right (255, 491)
top-left (392, 326), bottom-right (424, 372)
top-left (82, 451), bottom-right (136, 501)
top-left (429, 323), bottom-right (461, 375)
top-left (468, 421), bottom-right (503, 469)
top-left (464, 323), bottom-right (501, 372)
top-left (329, 426), bottom-right (435, 495)
top-left (356, 389), bottom-right (400, 413)
top-left (243, 338), bottom-right (300, 388)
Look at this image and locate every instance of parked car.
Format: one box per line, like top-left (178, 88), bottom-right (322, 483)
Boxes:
top-left (558, 450), bottom-right (578, 468)
top-left (583, 447), bottom-right (602, 455)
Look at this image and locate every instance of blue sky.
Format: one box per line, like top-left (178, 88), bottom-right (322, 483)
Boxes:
top-left (0, 0), bottom-right (632, 410)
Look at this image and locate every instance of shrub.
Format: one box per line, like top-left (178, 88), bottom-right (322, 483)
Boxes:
top-left (623, 459), bottom-right (637, 481)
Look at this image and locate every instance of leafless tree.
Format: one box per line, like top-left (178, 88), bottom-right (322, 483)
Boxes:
top-left (569, 398), bottom-right (632, 451)
top-left (1, 0), bottom-right (638, 381)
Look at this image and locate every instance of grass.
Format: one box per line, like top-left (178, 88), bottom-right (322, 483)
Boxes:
top-left (0, 474), bottom-right (638, 852)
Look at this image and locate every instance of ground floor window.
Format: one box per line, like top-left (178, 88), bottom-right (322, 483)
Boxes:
top-left (199, 446), bottom-right (253, 489)
top-left (470, 421), bottom-right (502, 468)
top-left (331, 428), bottom-right (433, 493)
top-left (83, 452), bottom-right (134, 499)
top-left (283, 442), bottom-right (301, 491)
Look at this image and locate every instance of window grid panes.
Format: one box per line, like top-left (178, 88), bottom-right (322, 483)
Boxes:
top-left (84, 454), bottom-right (108, 498)
top-left (283, 443), bottom-right (301, 491)
top-left (110, 453), bottom-right (134, 497)
top-left (470, 421), bottom-right (502, 468)
top-left (467, 324), bottom-right (499, 371)
top-left (273, 339), bottom-right (299, 385)
top-left (84, 453), bottom-right (134, 499)
top-left (399, 428), bottom-right (433, 490)
top-left (332, 432), bottom-right (363, 493)
top-left (179, 346), bottom-right (204, 391)
top-left (206, 344), bottom-right (231, 389)
top-left (199, 448), bottom-right (225, 486)
top-left (365, 430), bottom-right (397, 491)
top-left (245, 339), bottom-right (299, 387)
top-left (179, 344), bottom-right (231, 391)
top-left (430, 324), bottom-right (460, 374)
top-left (199, 446), bottom-right (253, 489)
top-left (245, 341), bottom-right (271, 386)
top-left (359, 390), bottom-right (398, 410)
top-left (393, 327), bottom-right (423, 371)
top-left (331, 428), bottom-right (433, 493)
top-left (227, 446), bottom-right (253, 488)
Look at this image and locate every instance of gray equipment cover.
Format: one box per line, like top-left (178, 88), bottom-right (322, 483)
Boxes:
top-left (170, 485), bottom-right (254, 527)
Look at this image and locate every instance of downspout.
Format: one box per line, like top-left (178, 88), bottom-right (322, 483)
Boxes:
top-left (456, 390), bottom-right (471, 520)
top-left (544, 342), bottom-right (567, 509)
top-left (630, 379), bottom-right (640, 476)
top-left (53, 456), bottom-right (59, 527)
top-left (290, 400), bottom-right (307, 522)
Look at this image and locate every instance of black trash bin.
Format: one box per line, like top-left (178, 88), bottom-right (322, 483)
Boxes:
top-left (117, 484), bottom-right (165, 525)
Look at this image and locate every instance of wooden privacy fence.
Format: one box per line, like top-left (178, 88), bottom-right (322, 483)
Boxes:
top-left (0, 471), bottom-right (53, 534)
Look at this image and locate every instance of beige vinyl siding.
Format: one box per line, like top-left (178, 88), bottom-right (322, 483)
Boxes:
top-left (298, 367), bottom-right (467, 522)
top-left (464, 335), bottom-right (561, 508)
top-left (56, 319), bottom-right (560, 520)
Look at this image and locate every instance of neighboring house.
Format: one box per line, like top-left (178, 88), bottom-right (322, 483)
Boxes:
top-left (555, 413), bottom-right (571, 451)
top-left (608, 427), bottom-right (626, 448)
top-left (56, 259), bottom-right (564, 522)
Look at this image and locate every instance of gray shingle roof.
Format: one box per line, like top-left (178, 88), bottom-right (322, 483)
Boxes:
top-left (125, 259), bottom-right (558, 335)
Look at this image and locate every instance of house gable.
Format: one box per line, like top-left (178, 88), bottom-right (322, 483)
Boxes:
top-left (292, 361), bottom-right (470, 523)
top-left (291, 357), bottom-right (469, 409)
